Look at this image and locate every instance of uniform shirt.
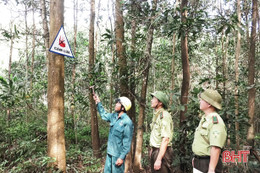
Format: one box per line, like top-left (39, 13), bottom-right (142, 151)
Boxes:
top-left (192, 112), bottom-right (227, 156)
top-left (150, 108), bottom-right (173, 148)
top-left (97, 102), bottom-right (134, 160)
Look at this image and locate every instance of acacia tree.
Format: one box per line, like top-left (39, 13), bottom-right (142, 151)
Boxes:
top-left (247, 0), bottom-right (257, 146)
top-left (133, 0), bottom-right (158, 171)
top-left (47, 0), bottom-right (66, 171)
top-left (89, 0), bottom-right (101, 158)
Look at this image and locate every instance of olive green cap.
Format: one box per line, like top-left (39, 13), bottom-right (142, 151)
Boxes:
top-left (200, 89), bottom-right (222, 110)
top-left (151, 91), bottom-right (169, 108)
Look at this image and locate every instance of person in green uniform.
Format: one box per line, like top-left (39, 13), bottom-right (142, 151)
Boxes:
top-left (192, 89), bottom-right (227, 173)
top-left (150, 91), bottom-right (174, 173)
top-left (93, 94), bottom-right (134, 173)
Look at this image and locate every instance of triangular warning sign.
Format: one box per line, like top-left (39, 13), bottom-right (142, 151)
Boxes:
top-left (49, 25), bottom-right (74, 58)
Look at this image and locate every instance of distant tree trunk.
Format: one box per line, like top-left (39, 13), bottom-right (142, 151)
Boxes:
top-left (116, 0), bottom-right (128, 97)
top-left (7, 22), bottom-right (14, 123)
top-left (179, 0), bottom-right (190, 172)
top-left (24, 4), bottom-right (29, 123)
top-left (41, 0), bottom-right (50, 61)
top-left (133, 0), bottom-right (157, 172)
top-left (72, 0), bottom-right (78, 144)
top-left (215, 37), bottom-right (219, 89)
top-left (235, 0), bottom-right (241, 150)
top-left (125, 2), bottom-right (137, 172)
top-left (169, 33), bottom-right (176, 107)
top-left (222, 34), bottom-right (230, 147)
top-left (31, 7), bottom-right (36, 91)
top-left (89, 0), bottom-right (101, 158)
top-left (247, 0), bottom-right (257, 146)
top-left (47, 0), bottom-right (66, 172)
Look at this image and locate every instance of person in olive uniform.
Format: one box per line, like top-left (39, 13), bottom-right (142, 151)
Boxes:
top-left (93, 95), bottom-right (134, 173)
top-left (150, 91), bottom-right (174, 173)
top-left (192, 89), bottom-right (227, 173)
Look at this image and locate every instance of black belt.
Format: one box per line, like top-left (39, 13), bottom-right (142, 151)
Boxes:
top-left (152, 146), bottom-right (171, 151)
top-left (194, 155), bottom-right (210, 159)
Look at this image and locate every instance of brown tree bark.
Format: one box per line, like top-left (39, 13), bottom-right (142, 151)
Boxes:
top-left (125, 2), bottom-right (138, 172)
top-left (179, 0), bottom-right (190, 171)
top-left (247, 0), bottom-right (257, 146)
top-left (235, 0), bottom-right (241, 150)
top-left (47, 0), bottom-right (66, 172)
top-left (89, 0), bottom-right (101, 158)
top-left (180, 0), bottom-right (190, 125)
top-left (133, 0), bottom-right (157, 172)
top-left (116, 0), bottom-right (128, 97)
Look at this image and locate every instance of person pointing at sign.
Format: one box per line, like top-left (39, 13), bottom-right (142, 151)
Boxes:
top-left (93, 92), bottom-right (134, 173)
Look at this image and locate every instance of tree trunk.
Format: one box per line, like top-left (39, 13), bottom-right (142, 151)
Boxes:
top-left (7, 22), bottom-right (14, 124)
top-left (133, 0), bottom-right (157, 172)
top-left (222, 35), bottom-right (230, 147)
top-left (89, 0), bottom-right (101, 158)
top-left (24, 4), bottom-right (29, 123)
top-left (179, 0), bottom-right (190, 171)
top-left (125, 2), bottom-right (137, 172)
top-left (116, 0), bottom-right (128, 97)
top-left (235, 0), bottom-right (241, 150)
top-left (72, 0), bottom-right (78, 144)
top-left (180, 0), bottom-right (190, 125)
top-left (169, 33), bottom-right (176, 107)
top-left (31, 7), bottom-right (36, 91)
top-left (41, 0), bottom-right (50, 61)
top-left (47, 0), bottom-right (66, 172)
top-left (247, 0), bottom-right (257, 146)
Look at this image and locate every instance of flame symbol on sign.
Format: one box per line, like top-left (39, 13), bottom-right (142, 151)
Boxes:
top-left (59, 36), bottom-right (66, 47)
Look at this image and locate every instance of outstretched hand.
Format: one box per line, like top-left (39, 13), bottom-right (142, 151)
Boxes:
top-left (93, 94), bottom-right (100, 104)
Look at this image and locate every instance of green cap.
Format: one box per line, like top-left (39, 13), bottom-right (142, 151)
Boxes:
top-left (151, 91), bottom-right (169, 108)
top-left (200, 89), bottom-right (222, 110)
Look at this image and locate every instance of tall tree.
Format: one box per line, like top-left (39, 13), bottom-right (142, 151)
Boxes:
top-left (116, 0), bottom-right (128, 97)
top-left (89, 0), bottom-right (101, 158)
top-left (180, 0), bottom-right (190, 124)
top-left (133, 0), bottom-right (158, 171)
top-left (125, 2), bottom-right (138, 172)
top-left (47, 0), bottom-right (66, 171)
top-left (247, 0), bottom-right (257, 146)
top-left (235, 0), bottom-right (241, 150)
top-left (179, 0), bottom-right (190, 171)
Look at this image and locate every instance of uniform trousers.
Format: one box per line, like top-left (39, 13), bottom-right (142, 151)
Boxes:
top-left (151, 146), bottom-right (174, 173)
top-left (104, 154), bottom-right (124, 173)
top-left (193, 155), bottom-right (223, 173)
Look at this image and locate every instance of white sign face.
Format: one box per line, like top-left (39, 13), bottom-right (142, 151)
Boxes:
top-left (49, 25), bottom-right (74, 58)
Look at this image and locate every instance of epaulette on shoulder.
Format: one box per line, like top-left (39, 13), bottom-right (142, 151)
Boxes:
top-left (212, 115), bottom-right (219, 124)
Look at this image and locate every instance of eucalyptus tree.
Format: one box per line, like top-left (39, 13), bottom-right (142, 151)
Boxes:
top-left (47, 0), bottom-right (66, 171)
